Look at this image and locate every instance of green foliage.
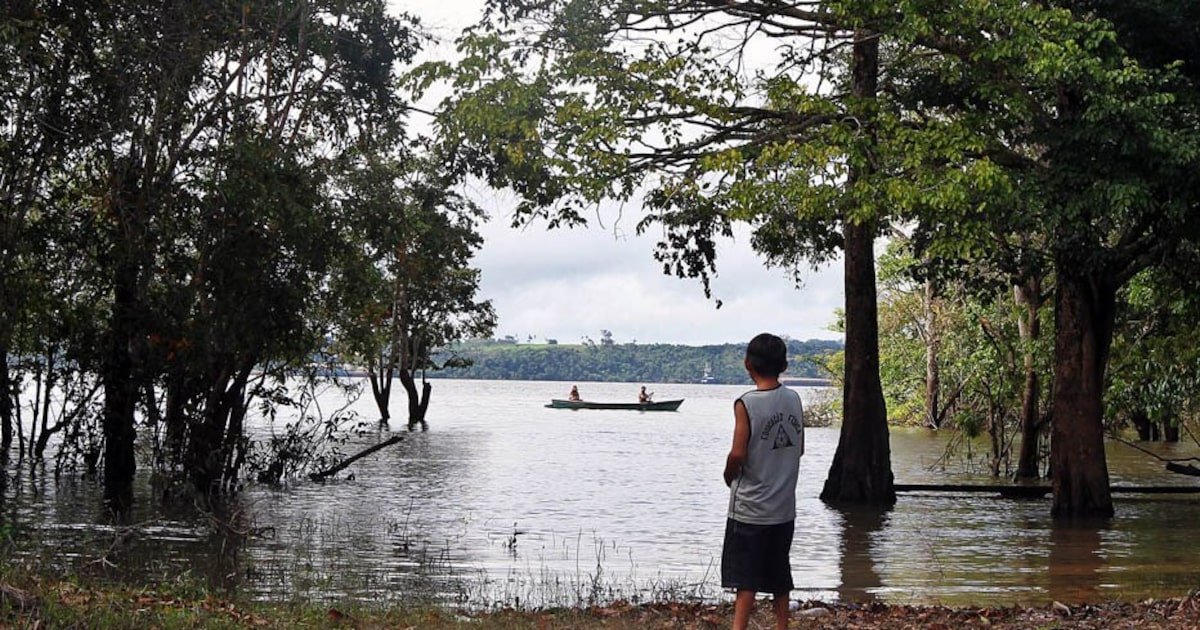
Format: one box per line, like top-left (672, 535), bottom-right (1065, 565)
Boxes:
top-left (876, 238), bottom-right (1052, 470)
top-left (1107, 264), bottom-right (1200, 430)
top-left (432, 338), bottom-right (840, 384)
top-left (330, 147), bottom-right (497, 375)
top-left (0, 1), bottom-right (493, 490)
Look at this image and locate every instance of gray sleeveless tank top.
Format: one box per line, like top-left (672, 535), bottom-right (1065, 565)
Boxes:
top-left (727, 385), bottom-right (805, 524)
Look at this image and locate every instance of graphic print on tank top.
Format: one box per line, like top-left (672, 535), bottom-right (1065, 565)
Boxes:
top-left (772, 425), bottom-right (794, 449)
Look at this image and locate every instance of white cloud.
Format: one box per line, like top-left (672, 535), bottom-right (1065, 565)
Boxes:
top-left (396, 0), bottom-right (846, 345)
top-left (473, 203), bottom-right (844, 345)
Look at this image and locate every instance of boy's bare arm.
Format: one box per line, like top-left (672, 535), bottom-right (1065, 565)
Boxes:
top-left (723, 400), bottom-right (751, 486)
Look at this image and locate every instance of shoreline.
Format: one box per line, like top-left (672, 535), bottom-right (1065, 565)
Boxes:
top-left (2, 576), bottom-right (1198, 628)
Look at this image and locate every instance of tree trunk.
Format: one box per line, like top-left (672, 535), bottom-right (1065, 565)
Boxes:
top-left (399, 368), bottom-right (431, 431)
top-left (368, 358), bottom-right (393, 424)
top-left (1014, 278), bottom-right (1044, 479)
top-left (820, 31), bottom-right (895, 507)
top-left (221, 367), bottom-right (253, 493)
top-left (162, 365), bottom-right (189, 470)
top-left (102, 259), bottom-right (139, 507)
top-left (189, 363), bottom-right (252, 497)
top-left (36, 349), bottom-right (56, 462)
top-left (1129, 409), bottom-right (1154, 441)
top-left (1163, 419), bottom-right (1180, 443)
top-left (923, 276), bottom-right (941, 429)
top-left (1049, 265), bottom-right (1115, 518)
top-left (1, 352), bottom-right (12, 463)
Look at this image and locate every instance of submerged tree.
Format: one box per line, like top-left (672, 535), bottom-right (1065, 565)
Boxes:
top-left (333, 149), bottom-right (496, 430)
top-left (885, 3), bottom-right (1200, 515)
top-left (2, 0), bottom-right (462, 500)
top-left (424, 0), bottom-right (1200, 517)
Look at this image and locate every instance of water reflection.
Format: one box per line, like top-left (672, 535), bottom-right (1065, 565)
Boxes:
top-left (6, 380), bottom-right (1200, 608)
top-left (834, 506), bottom-right (885, 602)
top-left (1048, 520), bottom-right (1107, 604)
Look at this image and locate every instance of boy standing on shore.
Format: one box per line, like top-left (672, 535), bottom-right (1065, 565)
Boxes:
top-left (722, 333), bottom-right (805, 630)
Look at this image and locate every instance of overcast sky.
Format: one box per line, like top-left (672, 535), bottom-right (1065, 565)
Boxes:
top-left (396, 0), bottom-right (845, 346)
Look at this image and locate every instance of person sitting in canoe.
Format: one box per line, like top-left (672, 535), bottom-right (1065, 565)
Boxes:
top-left (569, 385), bottom-right (581, 401)
top-left (638, 386), bottom-right (654, 403)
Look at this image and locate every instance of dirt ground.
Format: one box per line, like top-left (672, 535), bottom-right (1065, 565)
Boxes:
top-left (476, 597), bottom-right (1200, 629)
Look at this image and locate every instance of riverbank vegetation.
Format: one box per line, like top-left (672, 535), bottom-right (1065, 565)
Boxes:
top-left (432, 338), bottom-right (840, 384)
top-left (2, 574), bottom-right (1199, 629)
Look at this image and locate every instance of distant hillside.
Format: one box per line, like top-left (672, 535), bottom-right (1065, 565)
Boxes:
top-left (430, 339), bottom-right (841, 384)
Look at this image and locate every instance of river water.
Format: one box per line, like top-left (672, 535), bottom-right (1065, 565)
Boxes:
top-left (3, 378), bottom-right (1200, 608)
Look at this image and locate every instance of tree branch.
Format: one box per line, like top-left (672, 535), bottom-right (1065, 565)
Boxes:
top-left (308, 435), bottom-right (404, 481)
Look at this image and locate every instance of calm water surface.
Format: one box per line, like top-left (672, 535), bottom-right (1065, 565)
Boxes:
top-left (3, 378), bottom-right (1200, 607)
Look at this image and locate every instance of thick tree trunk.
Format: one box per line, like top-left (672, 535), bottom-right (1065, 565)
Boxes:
top-left (399, 368), bottom-right (431, 431)
top-left (1129, 409), bottom-right (1155, 441)
top-left (1014, 279), bottom-right (1044, 479)
top-left (923, 277), bottom-right (941, 429)
top-left (102, 260), bottom-right (139, 507)
top-left (1050, 266), bottom-right (1115, 518)
top-left (820, 31), bottom-right (894, 507)
top-left (821, 218), bottom-right (895, 505)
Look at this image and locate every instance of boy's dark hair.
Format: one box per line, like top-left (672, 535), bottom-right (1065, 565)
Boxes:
top-left (745, 333), bottom-right (788, 377)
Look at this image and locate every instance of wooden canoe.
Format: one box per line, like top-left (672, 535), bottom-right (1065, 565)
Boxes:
top-left (545, 399), bottom-right (684, 411)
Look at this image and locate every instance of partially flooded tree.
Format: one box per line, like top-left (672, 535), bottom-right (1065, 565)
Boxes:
top-left (421, 0), bottom-right (899, 507)
top-left (426, 0), bottom-right (1200, 518)
top-left (0, 2), bottom-right (101, 465)
top-left (887, 3), bottom-right (1200, 515)
top-left (3, 0), bottom-right (427, 500)
top-left (333, 149), bottom-right (496, 430)
top-left (72, 0), bottom-right (424, 500)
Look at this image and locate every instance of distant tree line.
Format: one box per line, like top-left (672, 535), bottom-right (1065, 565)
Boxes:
top-left (432, 339), bottom-right (841, 384)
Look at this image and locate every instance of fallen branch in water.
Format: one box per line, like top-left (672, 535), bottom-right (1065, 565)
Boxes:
top-left (308, 435), bottom-right (404, 482)
top-left (1108, 433), bottom-right (1200, 477)
top-left (1167, 462), bottom-right (1200, 477)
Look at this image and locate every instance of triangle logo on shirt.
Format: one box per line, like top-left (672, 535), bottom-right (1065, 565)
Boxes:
top-left (772, 425), bottom-right (795, 450)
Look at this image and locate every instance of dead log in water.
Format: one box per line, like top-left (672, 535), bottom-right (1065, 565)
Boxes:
top-left (308, 435), bottom-right (404, 482)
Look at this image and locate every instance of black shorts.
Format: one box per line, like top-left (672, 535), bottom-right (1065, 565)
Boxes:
top-left (720, 518), bottom-right (795, 594)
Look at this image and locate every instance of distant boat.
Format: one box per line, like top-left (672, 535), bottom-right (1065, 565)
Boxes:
top-left (546, 399), bottom-right (684, 412)
top-left (779, 377), bottom-right (833, 387)
top-left (699, 362), bottom-right (717, 384)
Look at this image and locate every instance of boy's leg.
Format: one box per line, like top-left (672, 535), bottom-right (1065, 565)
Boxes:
top-left (772, 591), bottom-right (790, 629)
top-left (732, 589), bottom-right (755, 630)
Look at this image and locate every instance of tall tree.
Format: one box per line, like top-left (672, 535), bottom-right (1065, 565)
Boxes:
top-left (819, 30), bottom-right (894, 505)
top-left (7, 0), bottom-right (422, 499)
top-left (421, 0), bottom-right (899, 506)
top-left (333, 149), bottom-right (496, 429)
top-left (888, 3), bottom-right (1200, 515)
top-left (0, 1), bottom-right (98, 462)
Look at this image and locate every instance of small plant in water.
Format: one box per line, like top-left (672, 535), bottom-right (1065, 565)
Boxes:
top-left (503, 522), bottom-right (521, 556)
